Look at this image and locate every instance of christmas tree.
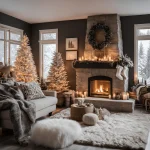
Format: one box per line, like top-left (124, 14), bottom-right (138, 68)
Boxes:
top-left (47, 52), bottom-right (69, 92)
top-left (14, 35), bottom-right (38, 82)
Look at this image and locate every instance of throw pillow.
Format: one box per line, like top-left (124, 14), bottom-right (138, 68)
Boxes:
top-left (20, 82), bottom-right (45, 100)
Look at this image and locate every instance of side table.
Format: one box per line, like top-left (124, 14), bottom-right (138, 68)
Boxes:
top-left (70, 103), bottom-right (94, 121)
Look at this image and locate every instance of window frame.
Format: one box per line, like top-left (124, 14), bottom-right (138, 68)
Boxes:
top-left (134, 24), bottom-right (150, 83)
top-left (0, 23), bottom-right (23, 65)
top-left (39, 29), bottom-right (58, 79)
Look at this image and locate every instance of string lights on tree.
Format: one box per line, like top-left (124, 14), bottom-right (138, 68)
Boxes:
top-left (14, 35), bottom-right (38, 82)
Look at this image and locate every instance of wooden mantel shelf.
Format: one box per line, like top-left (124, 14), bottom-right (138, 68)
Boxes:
top-left (72, 61), bottom-right (117, 69)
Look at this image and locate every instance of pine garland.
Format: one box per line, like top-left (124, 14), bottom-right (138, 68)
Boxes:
top-left (88, 23), bottom-right (111, 50)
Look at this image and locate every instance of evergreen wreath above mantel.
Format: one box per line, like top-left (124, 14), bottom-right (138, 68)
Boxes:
top-left (88, 23), bottom-right (112, 50)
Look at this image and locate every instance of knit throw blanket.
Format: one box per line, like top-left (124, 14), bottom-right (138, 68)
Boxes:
top-left (0, 83), bottom-right (36, 145)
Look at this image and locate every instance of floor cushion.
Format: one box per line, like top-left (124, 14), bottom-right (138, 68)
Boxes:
top-left (31, 118), bottom-right (82, 148)
top-left (82, 113), bottom-right (98, 126)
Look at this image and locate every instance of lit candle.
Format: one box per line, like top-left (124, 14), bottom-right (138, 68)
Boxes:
top-left (113, 93), bottom-right (116, 99)
top-left (104, 56), bottom-right (106, 61)
top-left (94, 56), bottom-right (97, 61)
top-left (109, 94), bottom-right (111, 99)
top-left (76, 91), bottom-right (79, 97)
top-left (127, 92), bottom-right (129, 99)
top-left (84, 91), bottom-right (87, 97)
top-left (81, 94), bottom-right (84, 98)
top-left (82, 56), bottom-right (84, 61)
top-left (79, 57), bottom-right (81, 61)
top-left (122, 92), bottom-right (128, 100)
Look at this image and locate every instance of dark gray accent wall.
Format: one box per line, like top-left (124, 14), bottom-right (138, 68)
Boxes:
top-left (0, 12), bottom-right (31, 41)
top-left (121, 14), bottom-right (150, 88)
top-left (31, 20), bottom-right (87, 90)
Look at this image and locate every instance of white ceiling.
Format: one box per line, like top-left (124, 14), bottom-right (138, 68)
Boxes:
top-left (1, 0), bottom-right (150, 24)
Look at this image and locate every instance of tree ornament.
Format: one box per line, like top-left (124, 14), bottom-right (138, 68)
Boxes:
top-left (88, 23), bottom-right (112, 50)
top-left (47, 52), bottom-right (69, 92)
top-left (14, 35), bottom-right (38, 82)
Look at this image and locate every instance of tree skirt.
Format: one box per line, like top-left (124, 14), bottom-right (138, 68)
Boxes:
top-left (50, 108), bottom-right (150, 150)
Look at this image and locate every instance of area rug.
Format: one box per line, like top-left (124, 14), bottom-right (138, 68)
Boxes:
top-left (50, 108), bottom-right (150, 150)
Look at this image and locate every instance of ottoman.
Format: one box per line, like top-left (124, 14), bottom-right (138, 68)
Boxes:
top-left (31, 119), bottom-right (82, 148)
top-left (82, 113), bottom-right (98, 126)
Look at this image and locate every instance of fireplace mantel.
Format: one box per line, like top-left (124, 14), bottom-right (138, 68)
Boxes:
top-left (73, 61), bottom-right (117, 69)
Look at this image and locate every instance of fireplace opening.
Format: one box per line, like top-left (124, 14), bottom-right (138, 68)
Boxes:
top-left (88, 76), bottom-right (112, 98)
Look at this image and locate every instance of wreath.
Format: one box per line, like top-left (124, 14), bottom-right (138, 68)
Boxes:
top-left (88, 23), bottom-right (111, 50)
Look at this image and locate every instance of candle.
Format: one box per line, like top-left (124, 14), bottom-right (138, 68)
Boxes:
top-left (122, 92), bottom-right (128, 100)
top-left (94, 56), bottom-right (97, 61)
top-left (79, 57), bottom-right (81, 61)
top-left (84, 91), bottom-right (87, 97)
top-left (76, 91), bottom-right (79, 97)
top-left (127, 92), bottom-right (129, 99)
top-left (82, 56), bottom-right (84, 61)
top-left (113, 93), bottom-right (116, 99)
top-left (109, 94), bottom-right (111, 99)
top-left (81, 94), bottom-right (84, 98)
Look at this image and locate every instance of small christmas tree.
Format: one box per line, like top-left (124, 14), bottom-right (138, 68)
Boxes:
top-left (47, 52), bottom-right (69, 92)
top-left (14, 35), bottom-right (38, 82)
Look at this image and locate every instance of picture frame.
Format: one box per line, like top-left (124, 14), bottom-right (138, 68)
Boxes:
top-left (66, 38), bottom-right (78, 50)
top-left (66, 51), bottom-right (77, 60)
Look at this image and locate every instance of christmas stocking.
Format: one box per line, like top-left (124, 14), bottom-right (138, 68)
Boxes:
top-left (116, 65), bottom-right (123, 80)
top-left (122, 66), bottom-right (128, 80)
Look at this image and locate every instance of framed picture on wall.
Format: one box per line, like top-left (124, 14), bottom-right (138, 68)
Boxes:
top-left (66, 51), bottom-right (77, 60)
top-left (66, 38), bottom-right (78, 50)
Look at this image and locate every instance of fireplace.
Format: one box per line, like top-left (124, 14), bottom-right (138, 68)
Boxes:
top-left (88, 76), bottom-right (112, 98)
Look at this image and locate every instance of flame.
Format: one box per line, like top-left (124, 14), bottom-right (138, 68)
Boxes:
top-left (96, 85), bottom-right (104, 93)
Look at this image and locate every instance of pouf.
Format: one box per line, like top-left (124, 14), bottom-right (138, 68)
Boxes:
top-left (82, 113), bottom-right (98, 126)
top-left (31, 119), bottom-right (82, 148)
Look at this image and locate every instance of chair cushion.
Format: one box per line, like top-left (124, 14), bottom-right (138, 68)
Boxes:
top-left (31, 96), bottom-right (57, 111)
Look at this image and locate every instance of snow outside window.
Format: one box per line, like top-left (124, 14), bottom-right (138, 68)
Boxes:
top-left (135, 24), bottom-right (150, 84)
top-left (0, 24), bottom-right (23, 65)
top-left (39, 29), bottom-right (58, 79)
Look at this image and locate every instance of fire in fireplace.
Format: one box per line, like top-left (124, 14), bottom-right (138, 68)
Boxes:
top-left (88, 76), bottom-right (112, 98)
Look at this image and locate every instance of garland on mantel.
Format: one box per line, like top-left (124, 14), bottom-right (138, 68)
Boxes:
top-left (88, 23), bottom-right (112, 50)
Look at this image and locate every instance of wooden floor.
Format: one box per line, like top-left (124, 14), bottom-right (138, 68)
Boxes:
top-left (0, 133), bottom-right (150, 150)
top-left (0, 108), bottom-right (150, 150)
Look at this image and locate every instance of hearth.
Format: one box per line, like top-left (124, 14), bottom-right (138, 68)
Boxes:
top-left (88, 76), bottom-right (112, 98)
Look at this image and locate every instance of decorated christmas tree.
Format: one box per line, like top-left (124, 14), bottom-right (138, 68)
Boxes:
top-left (47, 52), bottom-right (69, 92)
top-left (14, 35), bottom-right (38, 82)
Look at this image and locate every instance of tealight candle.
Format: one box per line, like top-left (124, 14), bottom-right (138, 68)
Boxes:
top-left (122, 92), bottom-right (128, 100)
top-left (113, 93), bottom-right (116, 99)
top-left (109, 94), bottom-right (111, 99)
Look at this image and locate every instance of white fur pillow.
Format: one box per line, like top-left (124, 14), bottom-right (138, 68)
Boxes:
top-left (31, 119), bottom-right (82, 149)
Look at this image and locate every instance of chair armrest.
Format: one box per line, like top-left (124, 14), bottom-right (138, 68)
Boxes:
top-left (42, 90), bottom-right (57, 97)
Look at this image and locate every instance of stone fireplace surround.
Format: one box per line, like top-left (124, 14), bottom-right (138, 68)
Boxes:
top-left (76, 68), bottom-right (128, 96)
top-left (74, 14), bottom-right (128, 96)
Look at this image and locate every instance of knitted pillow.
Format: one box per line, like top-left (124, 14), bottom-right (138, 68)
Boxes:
top-left (20, 82), bottom-right (45, 100)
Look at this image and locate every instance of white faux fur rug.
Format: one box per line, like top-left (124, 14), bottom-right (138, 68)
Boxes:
top-left (50, 108), bottom-right (150, 150)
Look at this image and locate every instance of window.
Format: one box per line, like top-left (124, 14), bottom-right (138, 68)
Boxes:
top-left (39, 29), bottom-right (58, 79)
top-left (0, 24), bottom-right (23, 65)
top-left (135, 24), bottom-right (150, 83)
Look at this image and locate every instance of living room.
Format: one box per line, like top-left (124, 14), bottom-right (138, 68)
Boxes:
top-left (0, 0), bottom-right (150, 150)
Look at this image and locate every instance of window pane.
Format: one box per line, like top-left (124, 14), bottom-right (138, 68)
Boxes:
top-left (138, 29), bottom-right (150, 36)
top-left (43, 44), bottom-right (56, 79)
top-left (138, 40), bottom-right (150, 83)
top-left (0, 41), bottom-right (4, 63)
top-left (42, 33), bottom-right (56, 40)
top-left (10, 44), bottom-right (20, 66)
top-left (0, 30), bottom-right (4, 39)
top-left (10, 32), bottom-right (21, 41)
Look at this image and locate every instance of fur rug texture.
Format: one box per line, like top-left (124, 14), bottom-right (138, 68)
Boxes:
top-left (50, 108), bottom-right (150, 150)
top-left (31, 119), bottom-right (82, 149)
